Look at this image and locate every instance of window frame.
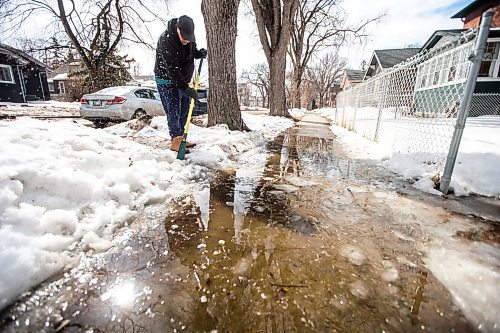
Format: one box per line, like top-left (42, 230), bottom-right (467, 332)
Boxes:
top-left (135, 89), bottom-right (155, 100)
top-left (477, 38), bottom-right (500, 81)
top-left (415, 41), bottom-right (473, 92)
top-left (0, 64), bottom-right (15, 84)
top-left (58, 81), bottom-right (66, 94)
top-left (144, 89), bottom-right (156, 100)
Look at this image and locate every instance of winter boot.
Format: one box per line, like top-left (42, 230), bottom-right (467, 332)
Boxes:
top-left (170, 136), bottom-right (183, 152)
top-left (186, 141), bottom-right (197, 148)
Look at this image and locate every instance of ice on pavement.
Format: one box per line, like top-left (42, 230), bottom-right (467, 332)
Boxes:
top-left (425, 241), bottom-right (500, 332)
top-left (339, 244), bottom-right (366, 266)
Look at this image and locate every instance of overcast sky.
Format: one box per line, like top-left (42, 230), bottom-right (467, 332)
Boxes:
top-left (128, 0), bottom-right (469, 76)
top-left (2, 0), bottom-right (471, 77)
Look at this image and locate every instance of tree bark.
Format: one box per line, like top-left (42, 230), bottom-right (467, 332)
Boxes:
top-left (291, 68), bottom-right (303, 109)
top-left (268, 50), bottom-right (288, 116)
top-left (202, 0), bottom-right (249, 131)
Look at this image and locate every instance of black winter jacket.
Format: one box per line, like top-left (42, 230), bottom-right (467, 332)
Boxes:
top-left (154, 18), bottom-right (202, 89)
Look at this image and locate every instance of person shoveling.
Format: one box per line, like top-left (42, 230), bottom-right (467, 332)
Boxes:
top-left (154, 15), bottom-right (207, 153)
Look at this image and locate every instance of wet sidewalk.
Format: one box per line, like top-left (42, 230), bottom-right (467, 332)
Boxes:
top-left (1, 115), bottom-right (499, 332)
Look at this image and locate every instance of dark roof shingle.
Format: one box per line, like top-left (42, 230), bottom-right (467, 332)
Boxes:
top-left (345, 69), bottom-right (365, 81)
top-left (0, 43), bottom-right (48, 68)
top-left (451, 0), bottom-right (500, 18)
top-left (374, 48), bottom-right (420, 68)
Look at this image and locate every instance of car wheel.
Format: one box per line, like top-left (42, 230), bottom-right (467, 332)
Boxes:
top-left (132, 109), bottom-right (147, 120)
top-left (93, 120), bottom-right (108, 128)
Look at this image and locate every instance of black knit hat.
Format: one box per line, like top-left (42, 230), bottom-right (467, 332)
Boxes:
top-left (176, 15), bottom-right (195, 42)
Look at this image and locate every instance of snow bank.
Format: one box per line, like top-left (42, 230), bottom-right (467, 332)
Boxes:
top-left (320, 107), bottom-right (500, 197)
top-left (425, 239), bottom-right (500, 332)
top-left (0, 117), bottom-right (201, 309)
top-left (288, 108), bottom-right (306, 118)
top-left (0, 113), bottom-right (293, 310)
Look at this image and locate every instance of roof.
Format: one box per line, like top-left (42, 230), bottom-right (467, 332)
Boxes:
top-left (420, 29), bottom-right (466, 51)
top-left (0, 43), bottom-right (48, 68)
top-left (374, 48), bottom-right (420, 68)
top-left (344, 69), bottom-right (365, 81)
top-left (48, 62), bottom-right (81, 80)
top-left (132, 75), bottom-right (155, 81)
top-left (52, 73), bottom-right (69, 80)
top-left (451, 0), bottom-right (500, 18)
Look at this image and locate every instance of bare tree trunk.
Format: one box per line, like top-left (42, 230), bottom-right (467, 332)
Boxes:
top-left (319, 93), bottom-right (325, 108)
top-left (291, 69), bottom-right (303, 109)
top-left (251, 0), bottom-right (299, 118)
top-left (288, 0), bottom-right (380, 112)
top-left (202, 0), bottom-right (249, 130)
top-left (268, 50), bottom-right (288, 117)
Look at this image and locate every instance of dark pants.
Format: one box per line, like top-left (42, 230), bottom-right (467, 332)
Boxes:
top-left (157, 84), bottom-right (190, 139)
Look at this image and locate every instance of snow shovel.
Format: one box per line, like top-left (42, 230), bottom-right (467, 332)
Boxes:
top-left (177, 58), bottom-right (204, 160)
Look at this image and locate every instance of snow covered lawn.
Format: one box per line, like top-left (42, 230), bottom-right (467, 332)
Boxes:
top-left (0, 100), bottom-right (80, 117)
top-left (0, 113), bottom-right (293, 310)
top-left (318, 108), bottom-right (500, 197)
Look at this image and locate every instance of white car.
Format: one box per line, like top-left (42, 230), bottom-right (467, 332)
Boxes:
top-left (79, 86), bottom-right (164, 128)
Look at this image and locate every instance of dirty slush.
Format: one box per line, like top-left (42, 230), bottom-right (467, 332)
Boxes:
top-left (1, 119), bottom-right (497, 332)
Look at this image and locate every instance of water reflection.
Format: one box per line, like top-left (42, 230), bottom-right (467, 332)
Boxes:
top-left (100, 280), bottom-right (138, 309)
top-left (168, 123), bottom-right (477, 332)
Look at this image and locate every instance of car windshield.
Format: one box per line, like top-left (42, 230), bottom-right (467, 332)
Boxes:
top-left (197, 90), bottom-right (208, 99)
top-left (97, 86), bottom-right (134, 96)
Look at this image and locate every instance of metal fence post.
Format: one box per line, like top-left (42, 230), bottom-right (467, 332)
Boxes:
top-left (334, 99), bottom-right (338, 124)
top-left (374, 77), bottom-right (387, 142)
top-left (440, 10), bottom-right (493, 194)
top-left (336, 96), bottom-right (341, 124)
top-left (352, 97), bottom-right (359, 132)
top-left (342, 104), bottom-right (346, 128)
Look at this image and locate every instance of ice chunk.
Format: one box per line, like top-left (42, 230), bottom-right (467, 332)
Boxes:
top-left (349, 280), bottom-right (369, 299)
top-left (340, 244), bottom-right (365, 266)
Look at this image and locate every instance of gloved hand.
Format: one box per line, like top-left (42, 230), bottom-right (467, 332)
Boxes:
top-left (199, 48), bottom-right (207, 59)
top-left (184, 87), bottom-right (199, 101)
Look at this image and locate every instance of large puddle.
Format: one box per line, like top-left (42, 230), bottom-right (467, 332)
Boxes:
top-left (2, 121), bottom-right (497, 332)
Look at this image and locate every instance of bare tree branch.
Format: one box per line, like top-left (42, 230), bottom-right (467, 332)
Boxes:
top-left (251, 0), bottom-right (299, 116)
top-left (0, 0), bottom-right (171, 90)
top-left (307, 51), bottom-right (346, 108)
top-left (287, 0), bottom-right (382, 109)
top-left (241, 63), bottom-right (270, 108)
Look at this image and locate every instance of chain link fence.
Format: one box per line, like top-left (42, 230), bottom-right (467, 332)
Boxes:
top-left (468, 93), bottom-right (500, 117)
top-left (335, 23), bottom-right (499, 189)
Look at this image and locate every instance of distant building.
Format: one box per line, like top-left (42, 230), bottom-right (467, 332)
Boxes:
top-left (414, 1), bottom-right (500, 98)
top-left (327, 83), bottom-right (343, 106)
top-left (451, 0), bottom-right (500, 29)
top-left (451, 0), bottom-right (500, 87)
top-left (0, 43), bottom-right (50, 103)
top-left (128, 75), bottom-right (157, 89)
top-left (412, 0), bottom-right (500, 116)
top-left (47, 61), bottom-right (81, 99)
top-left (340, 70), bottom-right (364, 89)
top-left (363, 48), bottom-right (420, 80)
top-left (237, 82), bottom-right (251, 106)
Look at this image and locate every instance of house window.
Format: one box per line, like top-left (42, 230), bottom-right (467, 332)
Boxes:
top-left (415, 41), bottom-right (473, 91)
top-left (478, 41), bottom-right (500, 79)
top-left (48, 82), bottom-right (55, 93)
top-left (0, 64), bottom-right (15, 84)
top-left (58, 81), bottom-right (66, 94)
top-left (432, 57), bottom-right (442, 85)
top-left (447, 50), bottom-right (459, 82)
top-left (417, 62), bottom-right (429, 89)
